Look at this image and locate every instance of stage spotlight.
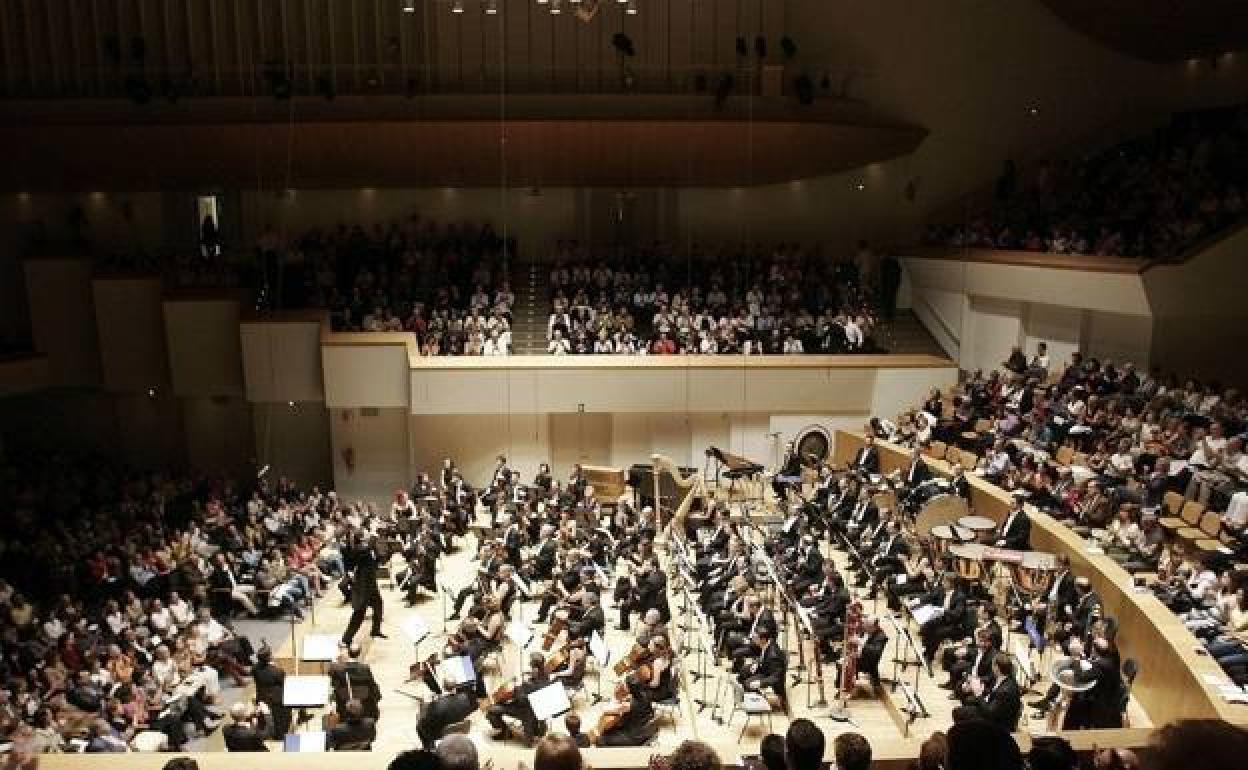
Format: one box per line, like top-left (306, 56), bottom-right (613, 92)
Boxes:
top-left (402, 0), bottom-right (416, 13)
top-left (550, 0), bottom-right (562, 14)
top-left (485, 0), bottom-right (498, 13)
top-left (452, 0), bottom-right (464, 13)
top-left (625, 1), bottom-right (637, 14)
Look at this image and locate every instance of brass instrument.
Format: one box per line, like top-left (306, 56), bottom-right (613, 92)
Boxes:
top-left (839, 601), bottom-right (864, 699)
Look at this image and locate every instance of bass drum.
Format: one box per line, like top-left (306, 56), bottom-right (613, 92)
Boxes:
top-left (915, 492), bottom-right (971, 538)
top-left (794, 424), bottom-right (832, 467)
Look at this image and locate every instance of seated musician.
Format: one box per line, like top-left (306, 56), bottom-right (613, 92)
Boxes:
top-left (549, 638), bottom-right (588, 689)
top-left (635, 608), bottom-right (669, 648)
top-left (941, 604), bottom-right (1002, 685)
top-left (788, 535), bottom-right (825, 596)
top-left (399, 531), bottom-right (440, 606)
top-left (631, 635), bottom-right (676, 702)
top-left (710, 575), bottom-right (752, 633)
top-left (804, 566), bottom-right (849, 655)
top-left (449, 542), bottom-right (507, 620)
top-left (532, 525), bottom-right (560, 582)
top-left (857, 520), bottom-right (909, 591)
top-left (773, 441), bottom-right (805, 502)
top-left (850, 434), bottom-right (881, 475)
top-left (738, 628), bottom-right (786, 699)
top-left (856, 616), bottom-right (889, 688)
top-left (995, 495), bottom-right (1032, 551)
top-left (843, 488), bottom-right (883, 543)
top-left (902, 445), bottom-right (931, 488)
top-left (593, 679), bottom-right (655, 747)
top-left (726, 594), bottom-right (777, 669)
top-left (566, 591), bottom-right (605, 642)
top-left (695, 509), bottom-right (732, 566)
top-left (1019, 553), bottom-right (1075, 653)
top-left (486, 652), bottom-right (550, 743)
top-left (961, 656), bottom-right (1022, 732)
top-left (919, 573), bottom-right (968, 664)
top-left (416, 675), bottom-right (478, 748)
top-left (447, 597), bottom-right (505, 695)
top-left (618, 557), bottom-right (668, 631)
top-left (327, 698), bottom-right (377, 751)
top-left (886, 554), bottom-right (937, 613)
top-left (537, 559), bottom-right (589, 624)
top-left (699, 539), bottom-right (747, 606)
top-left (947, 625), bottom-right (1000, 697)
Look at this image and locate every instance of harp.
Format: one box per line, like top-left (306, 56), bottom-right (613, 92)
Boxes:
top-left (650, 454), bottom-right (710, 540)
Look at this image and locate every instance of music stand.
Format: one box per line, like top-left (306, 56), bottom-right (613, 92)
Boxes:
top-left (300, 634), bottom-right (339, 675)
top-left (284, 731), bottom-right (327, 752)
top-left (528, 682), bottom-right (573, 724)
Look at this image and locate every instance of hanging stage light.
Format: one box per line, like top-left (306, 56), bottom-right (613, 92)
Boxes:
top-left (485, 0), bottom-right (499, 13)
top-left (550, 0), bottom-right (562, 14)
top-left (452, 0), bottom-right (464, 13)
top-left (402, 0), bottom-right (417, 13)
top-left (625, 1), bottom-right (637, 14)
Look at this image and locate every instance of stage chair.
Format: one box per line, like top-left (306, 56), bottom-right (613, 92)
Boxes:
top-left (727, 680), bottom-right (774, 741)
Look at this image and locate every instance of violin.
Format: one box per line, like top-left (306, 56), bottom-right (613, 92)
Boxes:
top-left (612, 643), bottom-right (648, 675)
top-left (407, 652), bottom-right (440, 683)
top-left (491, 682), bottom-right (516, 703)
top-left (545, 644), bottom-right (570, 675)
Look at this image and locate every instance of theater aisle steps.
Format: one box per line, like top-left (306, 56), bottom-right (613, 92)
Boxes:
top-left (511, 261), bottom-right (549, 354)
top-left (878, 309), bottom-right (947, 356)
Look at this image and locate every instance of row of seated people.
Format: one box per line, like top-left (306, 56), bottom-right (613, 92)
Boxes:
top-left (376, 714), bottom-right (1248, 770)
top-left (279, 214), bottom-right (516, 355)
top-left (544, 241), bottom-right (882, 354)
top-left (926, 102), bottom-right (1248, 260)
top-left (0, 449), bottom-right (398, 752)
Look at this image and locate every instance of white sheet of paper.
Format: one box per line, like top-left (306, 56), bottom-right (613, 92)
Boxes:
top-left (528, 682), bottom-right (573, 721)
top-left (440, 655), bottom-right (476, 686)
top-left (301, 634), bottom-right (339, 662)
top-left (589, 630), bottom-right (610, 667)
top-left (284, 731), bottom-right (327, 752)
top-left (506, 622), bottom-right (534, 648)
top-left (282, 675), bottom-right (330, 707)
top-left (911, 604), bottom-right (942, 626)
top-left (402, 615), bottom-right (430, 644)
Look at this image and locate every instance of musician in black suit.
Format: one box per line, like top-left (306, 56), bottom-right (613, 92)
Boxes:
top-left (341, 534), bottom-right (387, 646)
top-left (948, 626), bottom-right (999, 695)
top-left (835, 488), bottom-right (879, 540)
top-left (619, 559), bottom-right (668, 631)
top-left (1063, 630), bottom-right (1124, 730)
top-left (964, 657), bottom-right (1022, 732)
top-left (920, 574), bottom-right (967, 663)
top-left (859, 520), bottom-right (910, 590)
top-left (902, 447), bottom-right (930, 487)
top-left (740, 628), bottom-right (787, 698)
top-left (727, 595), bottom-right (777, 668)
top-left (251, 647), bottom-right (289, 736)
top-left (329, 644), bottom-right (381, 719)
top-left (486, 652), bottom-right (551, 742)
top-left (857, 617), bottom-right (889, 687)
top-left (222, 703), bottom-right (269, 751)
top-left (995, 496), bottom-right (1032, 551)
top-left (773, 441), bottom-right (805, 501)
top-left (790, 536), bottom-right (826, 596)
top-left (951, 464), bottom-right (972, 501)
top-left (1021, 553), bottom-right (1075, 652)
top-left (851, 435), bottom-right (881, 475)
top-left (568, 592), bottom-right (605, 640)
top-left (327, 699), bottom-right (377, 751)
top-left (416, 679), bottom-right (478, 748)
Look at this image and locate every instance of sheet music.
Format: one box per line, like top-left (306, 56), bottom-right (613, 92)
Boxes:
top-left (506, 622), bottom-right (534, 648)
top-left (284, 731), bottom-right (327, 752)
top-left (301, 634), bottom-right (339, 662)
top-left (439, 656), bottom-right (476, 686)
top-left (589, 630), bottom-right (610, 667)
top-left (282, 675), bottom-right (330, 707)
top-left (528, 682), bottom-right (573, 721)
top-left (402, 616), bottom-right (430, 644)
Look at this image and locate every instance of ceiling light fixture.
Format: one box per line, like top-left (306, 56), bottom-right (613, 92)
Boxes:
top-left (485, 0), bottom-right (498, 12)
top-left (402, 0), bottom-right (416, 13)
top-left (625, 1), bottom-right (637, 14)
top-left (550, 0), bottom-right (562, 14)
top-left (452, 0), bottom-right (464, 13)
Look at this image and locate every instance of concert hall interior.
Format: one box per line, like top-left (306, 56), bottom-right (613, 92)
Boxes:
top-left (3, 2), bottom-right (1248, 770)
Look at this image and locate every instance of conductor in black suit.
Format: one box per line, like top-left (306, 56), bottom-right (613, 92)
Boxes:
top-left (995, 496), bottom-right (1032, 551)
top-left (222, 703), bottom-right (269, 751)
top-left (964, 657), bottom-right (1022, 732)
top-left (341, 533), bottom-right (387, 646)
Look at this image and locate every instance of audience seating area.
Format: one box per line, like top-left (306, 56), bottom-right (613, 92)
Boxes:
top-left (542, 241), bottom-right (887, 355)
top-left (885, 350), bottom-right (1248, 686)
top-left (926, 103), bottom-right (1248, 259)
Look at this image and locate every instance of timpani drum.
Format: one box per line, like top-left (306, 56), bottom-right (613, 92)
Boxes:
top-left (914, 491), bottom-right (971, 539)
top-left (958, 515), bottom-right (998, 543)
top-left (1010, 551), bottom-right (1057, 596)
top-left (949, 543), bottom-right (985, 582)
top-left (930, 524), bottom-right (975, 557)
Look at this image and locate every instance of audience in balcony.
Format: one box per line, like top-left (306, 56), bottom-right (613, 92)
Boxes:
top-left (927, 104), bottom-right (1248, 260)
top-left (544, 240), bottom-right (882, 355)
